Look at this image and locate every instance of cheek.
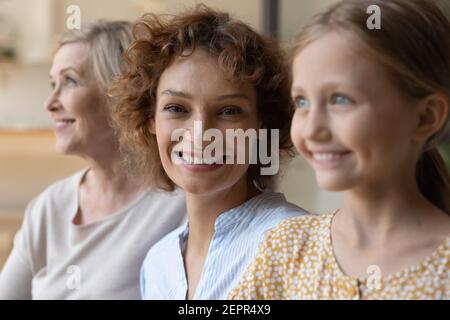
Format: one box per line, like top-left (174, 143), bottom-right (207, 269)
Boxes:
top-left (338, 110), bottom-right (411, 163)
top-left (155, 120), bottom-right (178, 161)
top-left (290, 113), bottom-right (305, 153)
top-left (60, 91), bottom-right (81, 115)
top-left (64, 90), bottom-right (106, 123)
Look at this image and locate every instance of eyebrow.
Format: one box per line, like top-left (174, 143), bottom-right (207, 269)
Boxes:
top-left (291, 85), bottom-right (304, 92)
top-left (160, 89), bottom-right (193, 99)
top-left (49, 67), bottom-right (82, 79)
top-left (160, 89), bottom-right (249, 101)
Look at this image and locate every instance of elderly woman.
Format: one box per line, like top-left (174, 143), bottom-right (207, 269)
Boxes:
top-left (112, 6), bottom-right (308, 300)
top-left (0, 21), bottom-right (186, 300)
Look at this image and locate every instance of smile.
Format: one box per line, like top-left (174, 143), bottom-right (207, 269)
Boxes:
top-left (55, 119), bottom-right (76, 132)
top-left (172, 150), bottom-right (228, 172)
top-left (312, 152), bottom-right (347, 161)
top-left (308, 150), bottom-right (352, 168)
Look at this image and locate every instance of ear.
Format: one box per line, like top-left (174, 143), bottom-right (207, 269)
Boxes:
top-left (149, 118), bottom-right (156, 135)
top-left (412, 93), bottom-right (449, 144)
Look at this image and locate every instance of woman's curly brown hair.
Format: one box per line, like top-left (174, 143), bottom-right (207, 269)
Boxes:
top-left (111, 4), bottom-right (295, 192)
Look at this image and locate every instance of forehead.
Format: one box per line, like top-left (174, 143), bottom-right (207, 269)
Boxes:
top-left (50, 42), bottom-right (91, 76)
top-left (292, 32), bottom-right (380, 87)
top-left (157, 49), bottom-right (255, 98)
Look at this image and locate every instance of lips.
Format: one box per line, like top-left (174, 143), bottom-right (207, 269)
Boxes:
top-left (54, 119), bottom-right (76, 132)
top-left (304, 147), bottom-right (353, 169)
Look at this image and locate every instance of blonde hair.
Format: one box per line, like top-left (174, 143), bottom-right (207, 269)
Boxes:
top-left (291, 0), bottom-right (450, 213)
top-left (57, 20), bottom-right (133, 92)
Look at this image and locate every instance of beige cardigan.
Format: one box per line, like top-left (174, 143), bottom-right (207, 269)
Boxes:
top-left (0, 169), bottom-right (186, 299)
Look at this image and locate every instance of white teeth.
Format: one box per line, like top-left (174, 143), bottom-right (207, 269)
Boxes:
top-left (56, 120), bottom-right (75, 125)
top-left (173, 151), bottom-right (226, 165)
top-left (312, 153), bottom-right (343, 161)
top-left (55, 120), bottom-right (75, 128)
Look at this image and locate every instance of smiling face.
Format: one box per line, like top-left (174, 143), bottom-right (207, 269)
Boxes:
top-left (46, 42), bottom-right (114, 157)
top-left (290, 32), bottom-right (421, 191)
top-left (153, 49), bottom-right (259, 195)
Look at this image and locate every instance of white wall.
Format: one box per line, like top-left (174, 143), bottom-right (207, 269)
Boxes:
top-left (280, 0), bottom-right (338, 42)
top-left (0, 64), bottom-right (52, 129)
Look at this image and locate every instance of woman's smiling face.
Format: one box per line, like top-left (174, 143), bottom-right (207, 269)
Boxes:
top-left (290, 32), bottom-right (420, 192)
top-left (46, 42), bottom-right (113, 157)
top-left (153, 49), bottom-right (259, 195)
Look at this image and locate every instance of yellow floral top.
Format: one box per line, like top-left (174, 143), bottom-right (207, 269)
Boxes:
top-left (229, 212), bottom-right (450, 300)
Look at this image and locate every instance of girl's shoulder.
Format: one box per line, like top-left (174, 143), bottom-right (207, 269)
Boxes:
top-left (272, 211), bottom-right (334, 234)
top-left (262, 211), bottom-right (335, 250)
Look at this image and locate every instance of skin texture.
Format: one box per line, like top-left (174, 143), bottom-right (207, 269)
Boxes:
top-left (290, 32), bottom-right (450, 279)
top-left (152, 49), bottom-right (261, 299)
top-left (46, 42), bottom-right (143, 225)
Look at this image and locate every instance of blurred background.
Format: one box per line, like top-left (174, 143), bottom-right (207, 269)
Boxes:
top-left (0, 0), bottom-right (449, 268)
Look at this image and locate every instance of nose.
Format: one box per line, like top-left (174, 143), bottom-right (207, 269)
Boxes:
top-left (44, 86), bottom-right (62, 113)
top-left (184, 111), bottom-right (215, 149)
top-left (303, 105), bottom-right (331, 142)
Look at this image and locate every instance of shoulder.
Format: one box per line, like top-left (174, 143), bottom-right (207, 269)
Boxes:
top-left (248, 192), bottom-right (307, 217)
top-left (141, 223), bottom-right (186, 272)
top-left (22, 169), bottom-right (85, 224)
top-left (143, 187), bottom-right (186, 203)
top-left (247, 192), bottom-right (308, 225)
top-left (260, 213), bottom-right (332, 257)
top-left (136, 187), bottom-right (186, 219)
top-left (31, 169), bottom-right (84, 209)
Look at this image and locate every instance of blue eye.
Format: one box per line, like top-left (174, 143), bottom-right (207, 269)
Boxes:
top-left (64, 76), bottom-right (78, 87)
top-left (331, 94), bottom-right (353, 105)
top-left (294, 96), bottom-right (310, 109)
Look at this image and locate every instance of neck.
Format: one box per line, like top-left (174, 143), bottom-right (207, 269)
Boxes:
top-left (81, 144), bottom-right (141, 197)
top-left (338, 176), bottom-right (434, 247)
top-left (185, 177), bottom-right (259, 254)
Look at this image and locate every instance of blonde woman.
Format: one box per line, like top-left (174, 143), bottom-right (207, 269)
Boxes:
top-left (0, 21), bottom-right (186, 300)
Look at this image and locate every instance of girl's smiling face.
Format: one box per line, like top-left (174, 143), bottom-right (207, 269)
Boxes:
top-left (153, 49), bottom-right (259, 195)
top-left (290, 32), bottom-right (421, 191)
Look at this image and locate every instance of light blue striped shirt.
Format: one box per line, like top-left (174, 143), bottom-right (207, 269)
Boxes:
top-left (140, 192), bottom-right (307, 300)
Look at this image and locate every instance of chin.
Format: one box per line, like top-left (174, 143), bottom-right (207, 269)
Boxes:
top-left (54, 143), bottom-right (71, 155)
top-left (315, 172), bottom-right (356, 192)
top-left (54, 139), bottom-right (80, 156)
top-left (181, 183), bottom-right (221, 195)
top-left (178, 176), bottom-right (238, 196)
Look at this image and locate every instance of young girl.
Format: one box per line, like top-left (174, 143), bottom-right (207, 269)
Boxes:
top-left (230, 0), bottom-right (450, 299)
top-left (112, 6), bottom-right (307, 299)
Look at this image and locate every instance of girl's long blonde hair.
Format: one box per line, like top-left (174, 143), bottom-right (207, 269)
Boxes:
top-left (291, 0), bottom-right (450, 213)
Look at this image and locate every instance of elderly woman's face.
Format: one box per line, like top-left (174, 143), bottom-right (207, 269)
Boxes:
top-left (46, 42), bottom-right (113, 156)
top-left (153, 49), bottom-right (259, 195)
